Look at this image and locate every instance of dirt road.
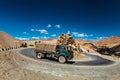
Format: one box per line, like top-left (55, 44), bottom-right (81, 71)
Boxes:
top-left (15, 48), bottom-right (120, 80)
top-left (20, 48), bottom-right (114, 66)
top-left (0, 48), bottom-right (120, 80)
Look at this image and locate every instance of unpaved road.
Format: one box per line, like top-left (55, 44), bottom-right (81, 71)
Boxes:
top-left (20, 48), bottom-right (114, 66)
top-left (1, 48), bottom-right (120, 80)
top-left (13, 48), bottom-right (120, 80)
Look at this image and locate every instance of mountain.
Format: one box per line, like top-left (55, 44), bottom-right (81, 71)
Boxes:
top-left (77, 36), bottom-right (120, 53)
top-left (95, 36), bottom-right (120, 48)
top-left (110, 44), bottom-right (120, 52)
top-left (1, 31), bottom-right (119, 53)
top-left (0, 31), bottom-right (21, 48)
top-left (76, 39), bottom-right (97, 52)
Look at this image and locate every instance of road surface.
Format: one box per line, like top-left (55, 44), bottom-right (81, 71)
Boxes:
top-left (19, 48), bottom-right (114, 66)
top-left (12, 48), bottom-right (120, 80)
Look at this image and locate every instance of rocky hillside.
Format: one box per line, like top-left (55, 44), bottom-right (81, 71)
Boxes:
top-left (76, 39), bottom-right (97, 52)
top-left (0, 31), bottom-right (21, 48)
top-left (96, 36), bottom-right (120, 48)
top-left (1, 31), bottom-right (119, 53)
top-left (110, 45), bottom-right (120, 53)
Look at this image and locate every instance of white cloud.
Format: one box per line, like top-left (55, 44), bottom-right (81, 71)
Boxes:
top-left (31, 29), bottom-right (35, 31)
top-left (72, 32), bottom-right (79, 35)
top-left (45, 33), bottom-right (48, 34)
top-left (31, 28), bottom-right (49, 34)
top-left (15, 37), bottom-right (29, 40)
top-left (67, 30), bottom-right (70, 34)
top-left (77, 33), bottom-right (87, 37)
top-left (55, 24), bottom-right (61, 28)
top-left (36, 29), bottom-right (48, 34)
top-left (52, 34), bottom-right (56, 37)
top-left (43, 36), bottom-right (47, 39)
top-left (41, 36), bottom-right (49, 39)
top-left (32, 36), bottom-right (40, 39)
top-left (72, 32), bottom-right (93, 37)
top-left (96, 36), bottom-right (107, 40)
top-left (23, 32), bottom-right (29, 35)
top-left (47, 24), bottom-right (52, 28)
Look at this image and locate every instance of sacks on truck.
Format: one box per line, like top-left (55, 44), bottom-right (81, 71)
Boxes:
top-left (36, 43), bottom-right (56, 53)
top-left (57, 33), bottom-right (84, 58)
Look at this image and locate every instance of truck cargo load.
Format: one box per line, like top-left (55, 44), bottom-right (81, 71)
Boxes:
top-left (36, 44), bottom-right (56, 53)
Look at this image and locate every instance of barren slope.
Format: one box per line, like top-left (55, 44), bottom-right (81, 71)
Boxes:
top-left (0, 51), bottom-right (63, 80)
top-left (76, 39), bottom-right (97, 52)
top-left (0, 31), bottom-right (21, 48)
top-left (96, 36), bottom-right (120, 48)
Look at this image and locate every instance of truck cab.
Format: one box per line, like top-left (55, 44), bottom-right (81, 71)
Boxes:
top-left (56, 45), bottom-right (73, 59)
top-left (54, 45), bottom-right (73, 63)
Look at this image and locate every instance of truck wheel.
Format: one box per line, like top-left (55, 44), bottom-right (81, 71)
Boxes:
top-left (37, 53), bottom-right (44, 59)
top-left (58, 56), bottom-right (66, 64)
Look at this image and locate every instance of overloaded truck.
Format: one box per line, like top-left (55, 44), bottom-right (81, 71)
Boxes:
top-left (35, 44), bottom-right (74, 63)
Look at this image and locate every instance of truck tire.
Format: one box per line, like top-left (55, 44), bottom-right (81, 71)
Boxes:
top-left (58, 56), bottom-right (66, 64)
top-left (37, 53), bottom-right (44, 59)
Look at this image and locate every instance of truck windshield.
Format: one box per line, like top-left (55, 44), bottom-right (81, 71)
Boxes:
top-left (61, 46), bottom-right (68, 51)
top-left (57, 45), bottom-right (73, 52)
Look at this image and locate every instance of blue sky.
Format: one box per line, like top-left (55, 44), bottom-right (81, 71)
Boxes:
top-left (0, 0), bottom-right (120, 40)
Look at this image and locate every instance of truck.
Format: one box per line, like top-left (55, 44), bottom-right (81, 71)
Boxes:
top-left (35, 44), bottom-right (74, 63)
